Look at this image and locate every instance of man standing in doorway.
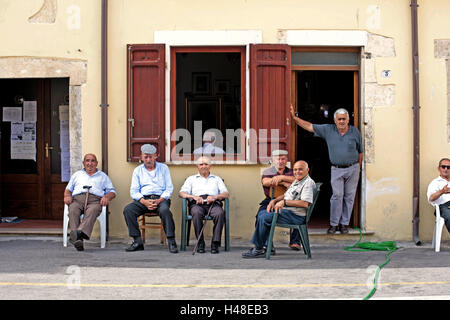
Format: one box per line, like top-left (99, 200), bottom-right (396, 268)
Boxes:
top-left (290, 105), bottom-right (363, 234)
top-left (427, 158), bottom-right (450, 233)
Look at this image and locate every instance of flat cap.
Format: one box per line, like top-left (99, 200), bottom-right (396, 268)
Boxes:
top-left (271, 149), bottom-right (288, 157)
top-left (141, 144), bottom-right (157, 155)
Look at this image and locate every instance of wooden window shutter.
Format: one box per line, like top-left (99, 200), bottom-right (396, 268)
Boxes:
top-left (127, 44), bottom-right (166, 162)
top-left (250, 44), bottom-right (291, 163)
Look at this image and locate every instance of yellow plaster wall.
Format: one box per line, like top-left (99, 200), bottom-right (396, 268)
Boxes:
top-left (1, 0), bottom-right (449, 242)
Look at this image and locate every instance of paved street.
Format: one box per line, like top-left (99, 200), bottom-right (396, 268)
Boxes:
top-left (1, 235), bottom-right (449, 304)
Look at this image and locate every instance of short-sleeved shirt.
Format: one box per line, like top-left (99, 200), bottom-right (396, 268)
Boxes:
top-left (427, 176), bottom-right (450, 206)
top-left (261, 166), bottom-right (294, 199)
top-left (66, 169), bottom-right (116, 198)
top-left (180, 173), bottom-right (228, 196)
top-left (283, 175), bottom-right (316, 216)
top-left (313, 124), bottom-right (362, 166)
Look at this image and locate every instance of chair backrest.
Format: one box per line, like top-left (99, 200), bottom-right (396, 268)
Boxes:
top-left (305, 182), bottom-right (322, 224)
top-left (269, 184), bottom-right (287, 199)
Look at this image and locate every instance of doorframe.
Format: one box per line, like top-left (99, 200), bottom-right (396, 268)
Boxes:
top-left (290, 46), bottom-right (362, 228)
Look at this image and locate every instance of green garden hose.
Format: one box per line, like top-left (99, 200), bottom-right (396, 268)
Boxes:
top-left (344, 228), bottom-right (398, 300)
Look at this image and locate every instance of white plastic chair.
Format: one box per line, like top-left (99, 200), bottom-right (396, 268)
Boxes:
top-left (63, 204), bottom-right (107, 248)
top-left (432, 204), bottom-right (446, 252)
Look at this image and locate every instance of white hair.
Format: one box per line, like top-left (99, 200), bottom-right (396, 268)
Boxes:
top-left (333, 108), bottom-right (349, 119)
top-left (196, 156), bottom-right (211, 165)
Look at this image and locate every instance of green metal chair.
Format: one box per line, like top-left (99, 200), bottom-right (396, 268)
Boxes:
top-left (180, 197), bottom-right (230, 251)
top-left (265, 182), bottom-right (322, 260)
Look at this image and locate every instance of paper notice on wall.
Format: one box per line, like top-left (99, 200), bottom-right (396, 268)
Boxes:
top-left (10, 121), bottom-right (36, 161)
top-left (2, 107), bottom-right (22, 122)
top-left (60, 106), bottom-right (70, 181)
top-left (23, 101), bottom-right (37, 122)
top-left (59, 105), bottom-right (69, 121)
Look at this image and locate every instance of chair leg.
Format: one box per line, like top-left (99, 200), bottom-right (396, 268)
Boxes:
top-left (435, 218), bottom-right (444, 253)
top-left (187, 220), bottom-right (191, 247)
top-left (265, 214), bottom-right (278, 260)
top-left (99, 208), bottom-right (106, 249)
top-left (298, 225), bottom-right (311, 259)
top-left (63, 205), bottom-right (69, 247)
top-left (160, 226), bottom-right (166, 245)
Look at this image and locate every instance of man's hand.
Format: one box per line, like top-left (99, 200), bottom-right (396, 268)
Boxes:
top-left (64, 195), bottom-right (73, 205)
top-left (267, 199), bottom-right (277, 212)
top-left (274, 200), bottom-right (285, 213)
top-left (290, 104), bottom-right (296, 118)
top-left (271, 175), bottom-right (284, 186)
top-left (193, 195), bottom-right (204, 205)
top-left (441, 185), bottom-right (450, 195)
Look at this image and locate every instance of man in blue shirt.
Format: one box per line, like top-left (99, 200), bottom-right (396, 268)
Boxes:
top-left (291, 106), bottom-right (363, 234)
top-left (123, 144), bottom-right (178, 253)
top-left (64, 153), bottom-right (116, 251)
top-left (179, 156), bottom-right (229, 254)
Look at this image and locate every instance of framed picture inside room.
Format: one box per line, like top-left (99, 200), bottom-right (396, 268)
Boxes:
top-left (192, 72), bottom-right (211, 95)
top-left (214, 79), bottom-right (230, 95)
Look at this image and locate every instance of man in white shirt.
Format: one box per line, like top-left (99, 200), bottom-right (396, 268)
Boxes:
top-left (427, 158), bottom-right (450, 233)
top-left (179, 156), bottom-right (229, 254)
top-left (192, 131), bottom-right (225, 156)
top-left (64, 153), bottom-right (116, 251)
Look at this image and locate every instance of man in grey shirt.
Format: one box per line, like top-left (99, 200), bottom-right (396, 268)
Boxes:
top-left (290, 105), bottom-right (363, 234)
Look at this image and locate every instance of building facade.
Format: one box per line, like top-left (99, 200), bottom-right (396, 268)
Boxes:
top-left (1, 0), bottom-right (449, 242)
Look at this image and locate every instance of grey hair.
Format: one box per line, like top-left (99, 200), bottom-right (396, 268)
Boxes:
top-left (333, 108), bottom-right (349, 119)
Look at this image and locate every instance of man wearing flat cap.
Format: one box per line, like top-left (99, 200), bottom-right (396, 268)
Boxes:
top-left (257, 149), bottom-right (302, 252)
top-left (123, 144), bottom-right (178, 253)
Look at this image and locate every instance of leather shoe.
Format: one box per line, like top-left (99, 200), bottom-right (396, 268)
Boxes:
top-left (69, 230), bottom-right (84, 251)
top-left (197, 241), bottom-right (205, 253)
top-left (327, 226), bottom-right (338, 234)
top-left (168, 239), bottom-right (178, 253)
top-left (242, 247), bottom-right (265, 258)
top-left (211, 242), bottom-right (220, 254)
top-left (340, 225), bottom-right (349, 234)
top-left (289, 243), bottom-right (302, 251)
top-left (125, 242), bottom-right (144, 252)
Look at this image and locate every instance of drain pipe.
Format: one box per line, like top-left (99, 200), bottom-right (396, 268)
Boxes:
top-left (100, 0), bottom-right (109, 237)
top-left (411, 0), bottom-right (421, 245)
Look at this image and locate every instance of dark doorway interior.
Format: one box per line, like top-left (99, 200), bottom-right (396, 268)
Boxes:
top-left (0, 78), bottom-right (69, 222)
top-left (295, 70), bottom-right (355, 227)
top-left (175, 52), bottom-right (242, 154)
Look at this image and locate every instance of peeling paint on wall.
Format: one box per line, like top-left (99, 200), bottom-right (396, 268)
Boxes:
top-left (366, 177), bottom-right (400, 203)
top-left (28, 0), bottom-right (57, 24)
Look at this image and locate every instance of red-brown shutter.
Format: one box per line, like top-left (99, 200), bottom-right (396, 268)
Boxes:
top-left (250, 44), bottom-right (291, 163)
top-left (127, 44), bottom-right (166, 162)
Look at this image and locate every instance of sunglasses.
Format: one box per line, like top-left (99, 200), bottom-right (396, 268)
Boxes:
top-left (441, 165), bottom-right (450, 169)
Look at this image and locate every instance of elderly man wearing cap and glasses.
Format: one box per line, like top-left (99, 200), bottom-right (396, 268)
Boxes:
top-left (290, 105), bottom-right (363, 234)
top-left (179, 156), bottom-right (229, 254)
top-left (427, 158), bottom-right (450, 234)
top-left (258, 149), bottom-right (302, 252)
top-left (123, 144), bottom-right (178, 253)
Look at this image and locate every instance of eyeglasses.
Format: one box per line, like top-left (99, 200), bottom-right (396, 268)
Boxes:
top-left (441, 165), bottom-right (450, 169)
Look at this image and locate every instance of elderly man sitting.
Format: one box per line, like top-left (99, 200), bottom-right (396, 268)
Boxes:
top-left (242, 161), bottom-right (315, 258)
top-left (179, 156), bottom-right (229, 254)
top-left (63, 153), bottom-right (116, 251)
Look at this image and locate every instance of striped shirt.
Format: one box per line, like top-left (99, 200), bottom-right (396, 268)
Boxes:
top-left (283, 175), bottom-right (315, 216)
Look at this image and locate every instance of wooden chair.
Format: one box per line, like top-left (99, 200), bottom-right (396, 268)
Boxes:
top-left (138, 213), bottom-right (166, 245)
top-left (180, 198), bottom-right (230, 251)
top-left (266, 182), bottom-right (322, 260)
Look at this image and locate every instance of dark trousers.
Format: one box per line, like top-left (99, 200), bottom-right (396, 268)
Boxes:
top-left (190, 203), bottom-right (224, 244)
top-left (123, 199), bottom-right (175, 239)
top-left (257, 198), bottom-right (301, 245)
top-left (438, 201), bottom-right (450, 233)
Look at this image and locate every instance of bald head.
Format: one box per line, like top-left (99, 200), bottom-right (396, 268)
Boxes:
top-left (293, 160), bottom-right (309, 181)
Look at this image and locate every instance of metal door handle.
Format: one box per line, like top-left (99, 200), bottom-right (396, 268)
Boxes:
top-left (45, 143), bottom-right (54, 158)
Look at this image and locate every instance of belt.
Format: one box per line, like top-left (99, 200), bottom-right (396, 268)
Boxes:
top-left (143, 194), bottom-right (160, 200)
top-left (332, 162), bottom-right (358, 169)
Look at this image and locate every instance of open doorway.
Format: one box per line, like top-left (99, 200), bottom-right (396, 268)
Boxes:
top-left (0, 78), bottom-right (68, 229)
top-left (294, 70), bottom-right (359, 228)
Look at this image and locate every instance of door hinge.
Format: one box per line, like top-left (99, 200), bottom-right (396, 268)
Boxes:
top-left (128, 118), bottom-right (135, 127)
top-left (286, 117), bottom-right (290, 126)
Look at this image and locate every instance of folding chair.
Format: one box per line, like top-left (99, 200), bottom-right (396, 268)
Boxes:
top-left (63, 204), bottom-right (107, 248)
top-left (265, 182), bottom-right (322, 259)
top-left (180, 197), bottom-right (230, 251)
